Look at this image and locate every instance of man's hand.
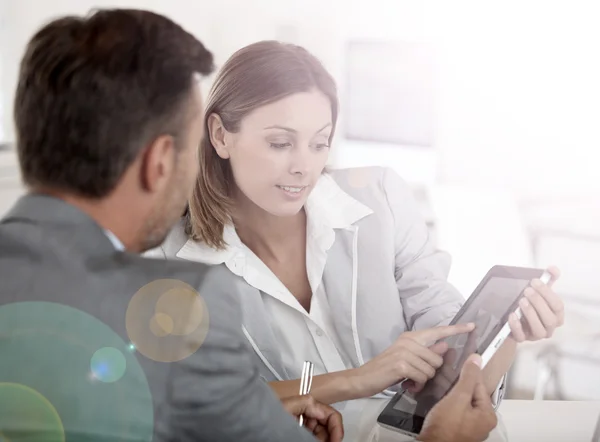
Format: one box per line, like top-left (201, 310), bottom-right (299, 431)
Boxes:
top-left (281, 395), bottom-right (344, 442)
top-left (417, 354), bottom-right (498, 442)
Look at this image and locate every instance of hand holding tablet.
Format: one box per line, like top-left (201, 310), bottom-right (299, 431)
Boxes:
top-left (378, 265), bottom-right (559, 437)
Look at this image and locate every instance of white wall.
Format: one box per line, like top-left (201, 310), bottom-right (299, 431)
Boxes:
top-left (340, 1), bottom-right (600, 198)
top-left (0, 150), bottom-right (24, 216)
top-left (3, 1), bottom-right (599, 199)
top-left (0, 0), bottom-right (345, 143)
top-left (0, 0), bottom-right (9, 143)
top-left (433, 2), bottom-right (600, 199)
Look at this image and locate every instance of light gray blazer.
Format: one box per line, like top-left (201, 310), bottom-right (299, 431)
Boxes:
top-left (148, 167), bottom-right (469, 392)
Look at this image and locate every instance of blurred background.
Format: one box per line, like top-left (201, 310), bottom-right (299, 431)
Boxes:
top-left (1, 0), bottom-right (599, 401)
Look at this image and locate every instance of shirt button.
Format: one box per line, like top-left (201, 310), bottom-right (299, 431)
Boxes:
top-left (316, 329), bottom-right (323, 337)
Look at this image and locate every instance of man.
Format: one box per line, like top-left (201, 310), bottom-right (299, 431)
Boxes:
top-left (0, 9), bottom-right (339, 442)
top-left (0, 8), bottom-right (496, 442)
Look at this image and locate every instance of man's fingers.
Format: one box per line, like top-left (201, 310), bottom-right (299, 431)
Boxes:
top-left (455, 330), bottom-right (479, 369)
top-left (289, 399), bottom-right (343, 442)
top-left (326, 410), bottom-right (345, 442)
top-left (304, 418), bottom-right (319, 432)
top-left (413, 323), bottom-right (475, 346)
top-left (472, 380), bottom-right (493, 410)
top-left (314, 405), bottom-right (344, 442)
top-left (473, 382), bottom-right (498, 430)
top-left (282, 395), bottom-right (323, 419)
top-left (292, 400), bottom-right (342, 442)
top-left (453, 353), bottom-right (483, 395)
top-left (312, 424), bottom-right (329, 442)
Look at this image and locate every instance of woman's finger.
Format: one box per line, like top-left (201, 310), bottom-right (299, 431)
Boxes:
top-left (524, 287), bottom-right (558, 334)
top-left (509, 312), bottom-right (527, 342)
top-left (519, 297), bottom-right (547, 340)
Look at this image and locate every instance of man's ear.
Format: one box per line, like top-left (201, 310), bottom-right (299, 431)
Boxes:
top-left (207, 113), bottom-right (231, 159)
top-left (140, 134), bottom-right (177, 193)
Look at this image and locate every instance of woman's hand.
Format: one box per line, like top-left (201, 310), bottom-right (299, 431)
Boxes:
top-left (350, 323), bottom-right (475, 398)
top-left (432, 325), bottom-right (479, 394)
top-left (509, 266), bottom-right (564, 342)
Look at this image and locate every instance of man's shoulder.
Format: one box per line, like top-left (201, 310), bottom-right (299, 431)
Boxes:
top-left (0, 225), bottom-right (237, 441)
top-left (0, 219), bottom-right (234, 310)
top-left (119, 252), bottom-right (234, 299)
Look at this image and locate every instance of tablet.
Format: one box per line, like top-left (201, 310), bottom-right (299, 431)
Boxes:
top-left (377, 265), bottom-right (551, 437)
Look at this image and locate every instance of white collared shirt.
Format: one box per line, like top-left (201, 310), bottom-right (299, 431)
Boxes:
top-left (104, 229), bottom-right (125, 251)
top-left (188, 173), bottom-right (374, 379)
top-left (259, 183), bottom-right (367, 378)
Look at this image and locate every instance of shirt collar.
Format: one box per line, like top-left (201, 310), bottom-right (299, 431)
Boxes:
top-left (103, 229), bottom-right (125, 251)
top-left (305, 172), bottom-right (373, 230)
top-left (176, 171), bottom-right (374, 265)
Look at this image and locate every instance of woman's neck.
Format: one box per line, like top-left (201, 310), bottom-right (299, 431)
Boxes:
top-left (232, 195), bottom-right (306, 262)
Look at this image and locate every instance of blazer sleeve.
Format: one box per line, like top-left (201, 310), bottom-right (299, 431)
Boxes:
top-left (381, 168), bottom-right (507, 407)
top-left (381, 167), bottom-right (464, 331)
top-left (154, 264), bottom-right (317, 442)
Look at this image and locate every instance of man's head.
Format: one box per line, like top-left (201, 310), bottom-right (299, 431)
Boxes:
top-left (14, 9), bottom-right (214, 251)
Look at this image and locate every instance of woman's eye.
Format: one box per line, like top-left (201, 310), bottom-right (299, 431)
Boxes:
top-left (270, 142), bottom-right (292, 149)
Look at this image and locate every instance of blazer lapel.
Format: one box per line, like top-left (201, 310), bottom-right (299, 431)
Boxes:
top-left (233, 278), bottom-right (291, 380)
top-left (176, 232), bottom-right (291, 380)
top-left (1, 193), bottom-right (117, 257)
top-left (320, 227), bottom-right (364, 368)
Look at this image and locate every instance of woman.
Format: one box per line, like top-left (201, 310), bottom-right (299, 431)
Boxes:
top-left (147, 41), bottom-right (564, 405)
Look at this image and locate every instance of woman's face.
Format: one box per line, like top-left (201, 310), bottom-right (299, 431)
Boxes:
top-left (215, 90), bottom-right (333, 218)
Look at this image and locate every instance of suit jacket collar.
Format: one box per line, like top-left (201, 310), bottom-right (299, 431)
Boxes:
top-left (1, 193), bottom-right (117, 257)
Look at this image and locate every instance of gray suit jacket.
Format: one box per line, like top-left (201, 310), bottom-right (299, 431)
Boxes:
top-left (0, 194), bottom-right (316, 442)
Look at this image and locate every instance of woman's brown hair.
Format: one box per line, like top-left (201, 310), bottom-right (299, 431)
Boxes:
top-left (186, 40), bottom-right (338, 249)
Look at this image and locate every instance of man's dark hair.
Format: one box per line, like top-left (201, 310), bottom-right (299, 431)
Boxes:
top-left (14, 9), bottom-right (214, 197)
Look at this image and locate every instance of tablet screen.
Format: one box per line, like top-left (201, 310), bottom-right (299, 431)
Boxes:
top-left (393, 276), bottom-right (530, 416)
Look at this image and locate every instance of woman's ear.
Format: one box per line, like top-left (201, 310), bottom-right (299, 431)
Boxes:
top-left (207, 113), bottom-right (231, 159)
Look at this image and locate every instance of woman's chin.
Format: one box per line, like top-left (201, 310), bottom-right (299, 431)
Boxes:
top-left (265, 201), bottom-right (306, 219)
